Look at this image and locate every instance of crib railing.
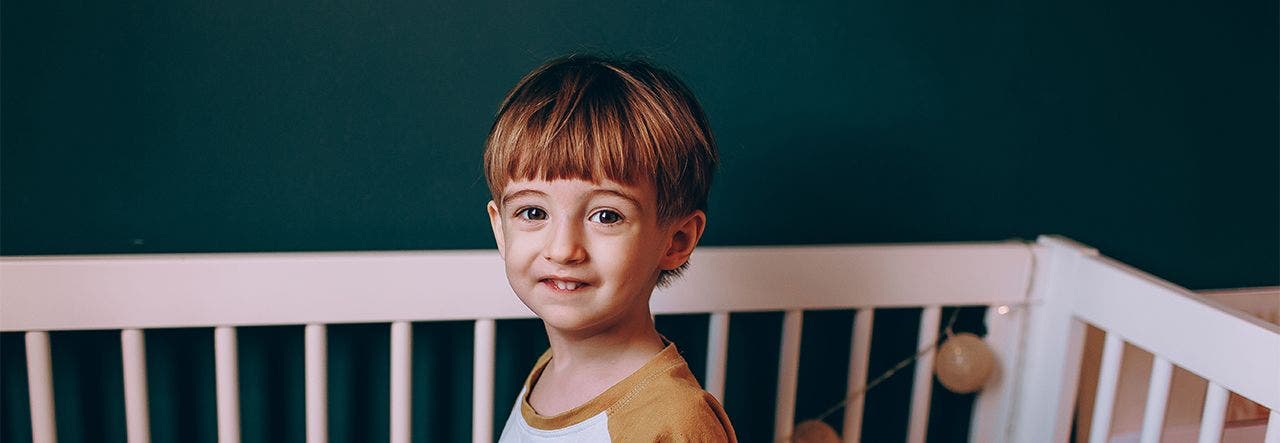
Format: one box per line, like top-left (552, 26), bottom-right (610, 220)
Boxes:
top-left (2, 241), bottom-right (1035, 443)
top-left (2, 236), bottom-right (1275, 443)
top-left (1014, 237), bottom-right (1280, 443)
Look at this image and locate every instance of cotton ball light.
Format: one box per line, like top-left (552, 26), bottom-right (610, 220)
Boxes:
top-left (934, 332), bottom-right (995, 394)
top-left (791, 419), bottom-right (840, 443)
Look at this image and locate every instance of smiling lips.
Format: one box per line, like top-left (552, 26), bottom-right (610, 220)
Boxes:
top-left (542, 278), bottom-right (589, 292)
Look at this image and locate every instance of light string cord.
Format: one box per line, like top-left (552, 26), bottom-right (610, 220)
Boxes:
top-left (805, 300), bottom-right (1038, 425)
top-left (785, 301), bottom-right (1039, 441)
top-left (811, 307), bottom-right (961, 423)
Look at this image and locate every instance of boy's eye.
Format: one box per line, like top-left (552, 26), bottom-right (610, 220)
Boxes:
top-left (589, 210), bottom-right (623, 225)
top-left (516, 207), bottom-right (547, 221)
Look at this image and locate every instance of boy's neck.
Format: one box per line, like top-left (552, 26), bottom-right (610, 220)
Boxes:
top-left (542, 308), bottom-right (665, 376)
top-left (526, 310), bottom-right (665, 416)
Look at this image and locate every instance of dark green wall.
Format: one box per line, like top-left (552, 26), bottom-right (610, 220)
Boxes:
top-left (2, 1), bottom-right (1276, 442)
top-left (4, 0), bottom-right (1275, 288)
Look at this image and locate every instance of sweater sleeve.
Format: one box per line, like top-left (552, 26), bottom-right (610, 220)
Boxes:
top-left (609, 388), bottom-right (737, 442)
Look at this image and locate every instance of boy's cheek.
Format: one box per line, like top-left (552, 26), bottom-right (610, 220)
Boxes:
top-left (500, 234), bottom-right (537, 261)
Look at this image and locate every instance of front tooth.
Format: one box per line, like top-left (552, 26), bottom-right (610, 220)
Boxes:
top-left (565, 282), bottom-right (579, 290)
top-left (555, 280), bottom-right (568, 290)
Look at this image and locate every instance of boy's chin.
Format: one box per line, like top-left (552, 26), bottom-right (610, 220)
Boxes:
top-left (538, 311), bottom-right (601, 335)
top-left (535, 308), bottom-right (622, 338)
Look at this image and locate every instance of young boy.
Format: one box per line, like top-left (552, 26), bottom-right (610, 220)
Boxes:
top-left (483, 54), bottom-right (736, 441)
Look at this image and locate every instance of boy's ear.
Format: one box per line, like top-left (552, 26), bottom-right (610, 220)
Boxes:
top-left (659, 210), bottom-right (707, 271)
top-left (486, 200), bottom-right (506, 258)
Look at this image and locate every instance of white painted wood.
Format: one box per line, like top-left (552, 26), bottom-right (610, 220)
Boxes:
top-left (1069, 253), bottom-right (1280, 410)
top-left (1076, 287), bottom-right (1278, 443)
top-left (390, 321), bottom-right (412, 443)
top-left (907, 306), bottom-right (941, 443)
top-left (1197, 383), bottom-right (1228, 443)
top-left (1087, 332), bottom-right (1124, 443)
top-left (968, 302), bottom-right (1029, 443)
top-left (5, 237), bottom-right (1274, 443)
top-left (843, 308), bottom-right (874, 443)
top-left (0, 243), bottom-right (1033, 331)
top-left (473, 319), bottom-right (496, 443)
top-left (214, 327), bottom-right (240, 443)
top-left (305, 324), bottom-right (327, 443)
top-left (25, 331), bottom-right (57, 443)
top-left (773, 310), bottom-right (803, 442)
top-left (1138, 356), bottom-right (1173, 443)
top-left (121, 329), bottom-right (151, 443)
top-left (1008, 236), bottom-right (1095, 443)
top-left (704, 312), bottom-right (730, 403)
top-left (1265, 410), bottom-right (1280, 443)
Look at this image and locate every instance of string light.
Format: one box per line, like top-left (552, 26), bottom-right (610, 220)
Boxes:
top-left (791, 301), bottom-right (1036, 442)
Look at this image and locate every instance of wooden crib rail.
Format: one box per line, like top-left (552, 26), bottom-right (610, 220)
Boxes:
top-left (1012, 236), bottom-right (1280, 443)
top-left (1075, 258), bottom-right (1279, 443)
top-left (2, 241), bottom-right (1035, 443)
top-left (0, 243), bottom-right (1033, 331)
top-left (14, 239), bottom-right (1272, 442)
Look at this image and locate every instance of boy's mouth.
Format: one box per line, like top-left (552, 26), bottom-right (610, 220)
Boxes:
top-left (541, 278), bottom-right (589, 292)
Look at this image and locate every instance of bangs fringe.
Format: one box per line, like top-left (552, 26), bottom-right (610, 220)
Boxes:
top-left (484, 55), bottom-right (715, 223)
top-left (508, 74), bottom-right (654, 189)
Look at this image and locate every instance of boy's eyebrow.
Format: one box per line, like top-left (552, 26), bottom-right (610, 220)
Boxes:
top-left (500, 188), bottom-right (645, 209)
top-left (501, 189), bottom-right (548, 206)
top-left (589, 189), bottom-right (644, 209)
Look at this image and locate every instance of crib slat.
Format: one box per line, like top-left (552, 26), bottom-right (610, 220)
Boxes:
top-left (967, 303), bottom-right (1027, 443)
top-left (122, 329), bottom-right (151, 443)
top-left (1138, 355), bottom-right (1173, 443)
top-left (215, 327), bottom-right (241, 443)
top-left (1088, 332), bottom-right (1125, 443)
top-left (1197, 382), bottom-right (1229, 443)
top-left (704, 311), bottom-right (730, 403)
top-left (773, 310), bottom-right (803, 442)
top-left (473, 319), bottom-right (496, 443)
top-left (1264, 410), bottom-right (1280, 443)
top-left (305, 324), bottom-right (327, 443)
top-left (25, 331), bottom-right (57, 443)
top-left (843, 308), bottom-right (874, 443)
top-left (906, 306), bottom-right (940, 443)
top-left (390, 321), bottom-right (412, 443)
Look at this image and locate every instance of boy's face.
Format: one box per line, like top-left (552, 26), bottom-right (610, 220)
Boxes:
top-left (487, 178), bottom-right (704, 336)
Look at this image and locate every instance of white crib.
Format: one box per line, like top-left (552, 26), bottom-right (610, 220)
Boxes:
top-left (1, 235), bottom-right (1276, 443)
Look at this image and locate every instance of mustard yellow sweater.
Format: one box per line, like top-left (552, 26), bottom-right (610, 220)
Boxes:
top-left (498, 342), bottom-right (737, 442)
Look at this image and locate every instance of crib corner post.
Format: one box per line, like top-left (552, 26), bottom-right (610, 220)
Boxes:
top-left (1005, 236), bottom-right (1097, 443)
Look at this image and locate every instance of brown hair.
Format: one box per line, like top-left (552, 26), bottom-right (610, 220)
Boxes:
top-left (483, 54), bottom-right (718, 284)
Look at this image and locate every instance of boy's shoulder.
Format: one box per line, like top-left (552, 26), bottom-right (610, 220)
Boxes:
top-left (604, 353), bottom-right (736, 442)
top-left (596, 343), bottom-right (732, 440)
top-left (509, 343), bottom-right (736, 442)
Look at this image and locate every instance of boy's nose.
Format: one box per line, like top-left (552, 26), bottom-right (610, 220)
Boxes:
top-left (543, 221), bottom-right (587, 265)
